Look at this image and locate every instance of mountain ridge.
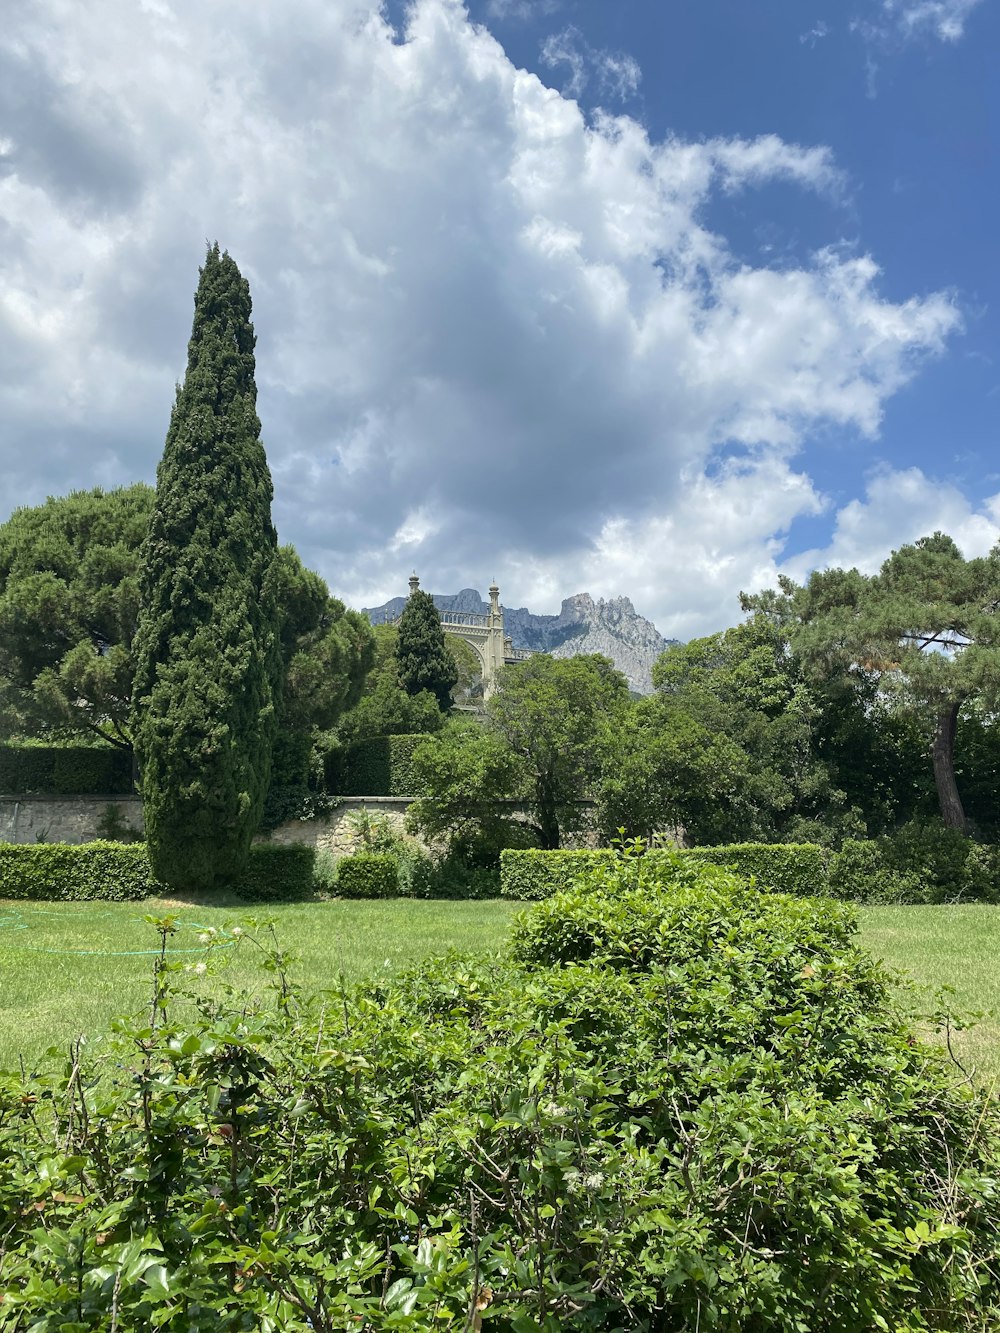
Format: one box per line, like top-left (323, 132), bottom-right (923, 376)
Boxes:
top-left (363, 588), bottom-right (678, 694)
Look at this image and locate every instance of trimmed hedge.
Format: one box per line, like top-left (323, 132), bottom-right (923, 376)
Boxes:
top-left (0, 842), bottom-right (158, 901)
top-left (0, 745), bottom-right (133, 795)
top-left (336, 852), bottom-right (399, 899)
top-left (685, 841), bottom-right (830, 897)
top-left (499, 849), bottom-right (616, 901)
top-left (500, 842), bottom-right (830, 901)
top-left (0, 841), bottom-right (317, 903)
top-left (325, 733), bottom-right (432, 797)
top-left (233, 844), bottom-right (317, 902)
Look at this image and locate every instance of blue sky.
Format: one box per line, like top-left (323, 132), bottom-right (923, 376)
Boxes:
top-left (0, 0), bottom-right (996, 636)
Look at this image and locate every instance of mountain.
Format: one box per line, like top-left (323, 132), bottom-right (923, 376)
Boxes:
top-left (363, 588), bottom-right (678, 694)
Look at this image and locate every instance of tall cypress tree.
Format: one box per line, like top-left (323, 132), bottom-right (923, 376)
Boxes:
top-left (395, 585), bottom-right (458, 711)
top-left (132, 244), bottom-right (280, 890)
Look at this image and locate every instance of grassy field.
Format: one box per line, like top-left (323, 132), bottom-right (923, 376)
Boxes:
top-left (0, 897), bottom-right (521, 1070)
top-left (861, 903), bottom-right (1000, 1090)
top-left (1, 897), bottom-right (998, 1090)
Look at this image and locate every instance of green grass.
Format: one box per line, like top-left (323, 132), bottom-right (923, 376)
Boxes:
top-left (2, 897), bottom-right (998, 1093)
top-left (860, 903), bottom-right (1000, 1092)
top-left (0, 897), bottom-right (520, 1070)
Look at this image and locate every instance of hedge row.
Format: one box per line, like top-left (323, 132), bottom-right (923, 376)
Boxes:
top-left (500, 843), bottom-right (831, 901)
top-left (684, 842), bottom-right (830, 898)
top-left (0, 745), bottom-right (133, 796)
top-left (324, 734), bottom-right (432, 797)
top-left (0, 842), bottom-right (316, 903)
top-left (335, 852), bottom-right (399, 899)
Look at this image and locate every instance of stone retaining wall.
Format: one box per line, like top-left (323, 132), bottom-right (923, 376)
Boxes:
top-left (0, 794), bottom-right (415, 856)
top-left (0, 795), bottom-right (597, 856)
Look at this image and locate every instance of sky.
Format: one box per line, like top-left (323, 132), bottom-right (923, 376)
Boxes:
top-left (1, 0), bottom-right (997, 639)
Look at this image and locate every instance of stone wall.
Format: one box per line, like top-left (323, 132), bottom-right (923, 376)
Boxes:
top-left (0, 794), bottom-right (414, 856)
top-left (0, 794), bottom-right (598, 854)
top-left (0, 795), bottom-right (145, 846)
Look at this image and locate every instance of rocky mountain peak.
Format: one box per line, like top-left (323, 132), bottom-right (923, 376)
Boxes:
top-left (363, 586), bottom-right (678, 694)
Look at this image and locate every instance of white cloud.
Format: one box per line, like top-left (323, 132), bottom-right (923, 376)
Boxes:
top-left (0, 0), bottom-right (963, 635)
top-left (540, 25), bottom-right (641, 104)
top-left (883, 0), bottom-right (984, 41)
top-left (786, 467), bottom-right (1000, 578)
top-left (800, 21), bottom-right (830, 46)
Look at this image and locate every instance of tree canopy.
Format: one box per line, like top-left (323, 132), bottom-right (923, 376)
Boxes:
top-left (131, 244), bottom-right (281, 890)
top-left (410, 653), bottom-right (630, 853)
top-left (747, 532), bottom-right (1000, 831)
top-left (0, 484), bottom-right (154, 747)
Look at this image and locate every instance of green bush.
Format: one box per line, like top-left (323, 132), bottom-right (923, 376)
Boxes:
top-left (827, 837), bottom-right (921, 904)
top-left (0, 841), bottom-right (318, 902)
top-left (501, 842), bottom-right (829, 901)
top-left (236, 844), bottom-right (317, 902)
top-left (3, 874), bottom-right (998, 1329)
top-left (324, 733), bottom-right (432, 796)
top-left (881, 818), bottom-right (1000, 903)
top-left (335, 851), bottom-right (399, 898)
top-left (0, 744), bottom-right (133, 795)
top-left (0, 841), bottom-right (158, 901)
top-left (500, 847), bottom-right (616, 899)
top-left (684, 840), bottom-right (830, 897)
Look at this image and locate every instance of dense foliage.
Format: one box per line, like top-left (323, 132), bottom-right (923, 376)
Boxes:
top-left (334, 850), bottom-right (400, 898)
top-left (336, 624), bottom-right (445, 745)
top-left (0, 841), bottom-right (316, 903)
top-left (409, 655), bottom-right (630, 856)
top-left (0, 744), bottom-right (133, 795)
top-left (0, 484), bottom-right (154, 747)
top-left (131, 245), bottom-right (282, 891)
top-left (395, 588), bottom-right (458, 711)
top-left (325, 732), bottom-right (434, 797)
top-left (500, 844), bottom-right (830, 901)
top-left (2, 860), bottom-right (998, 1330)
top-left (747, 533), bottom-right (1000, 832)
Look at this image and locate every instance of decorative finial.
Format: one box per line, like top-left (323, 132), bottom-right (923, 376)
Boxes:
top-left (408, 572), bottom-right (420, 596)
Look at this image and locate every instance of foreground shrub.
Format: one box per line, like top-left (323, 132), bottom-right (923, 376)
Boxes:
top-left (2, 864), bottom-right (998, 1330)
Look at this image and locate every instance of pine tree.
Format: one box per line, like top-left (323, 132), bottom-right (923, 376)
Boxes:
top-left (131, 244), bottom-right (281, 890)
top-left (395, 585), bottom-right (458, 712)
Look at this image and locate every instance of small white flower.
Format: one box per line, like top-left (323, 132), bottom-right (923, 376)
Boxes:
top-left (198, 932), bottom-right (211, 945)
top-left (193, 962), bottom-right (207, 976)
top-left (231, 926), bottom-right (243, 938)
top-left (583, 1172), bottom-right (605, 1191)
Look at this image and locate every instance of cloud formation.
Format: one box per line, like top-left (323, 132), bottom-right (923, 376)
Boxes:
top-left (540, 25), bottom-right (641, 103)
top-left (0, 0), bottom-right (967, 637)
top-left (882, 0), bottom-right (985, 41)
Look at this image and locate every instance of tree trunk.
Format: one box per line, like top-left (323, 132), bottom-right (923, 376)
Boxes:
top-left (931, 703), bottom-right (967, 832)
top-left (536, 772), bottom-right (561, 850)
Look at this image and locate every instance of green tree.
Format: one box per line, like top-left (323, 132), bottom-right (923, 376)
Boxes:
top-left (750, 532), bottom-right (1000, 832)
top-left (0, 484), bottom-right (155, 746)
top-left (337, 624), bottom-right (445, 744)
top-left (131, 245), bottom-right (281, 890)
top-left (640, 615), bottom-right (862, 846)
top-left (408, 654), bottom-right (629, 853)
top-left (395, 588), bottom-right (457, 711)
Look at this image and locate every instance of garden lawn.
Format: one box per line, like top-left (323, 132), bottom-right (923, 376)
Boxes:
top-left (861, 903), bottom-right (1000, 1091)
top-left (0, 897), bottom-right (520, 1070)
top-left (2, 897), bottom-right (999, 1091)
